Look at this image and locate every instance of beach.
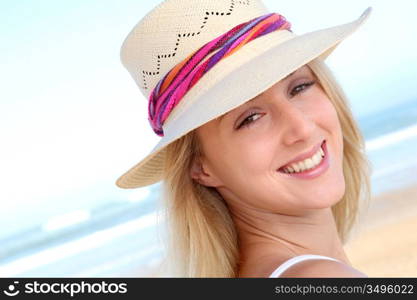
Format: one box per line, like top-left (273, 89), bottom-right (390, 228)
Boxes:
top-left (345, 184), bottom-right (417, 277)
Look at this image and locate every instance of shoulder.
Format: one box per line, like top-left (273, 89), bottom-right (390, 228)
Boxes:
top-left (279, 258), bottom-right (368, 278)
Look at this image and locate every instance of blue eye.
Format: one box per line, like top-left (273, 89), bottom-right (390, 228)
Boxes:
top-left (237, 112), bottom-right (263, 129)
top-left (236, 80), bottom-right (316, 130)
top-left (290, 80), bottom-right (316, 96)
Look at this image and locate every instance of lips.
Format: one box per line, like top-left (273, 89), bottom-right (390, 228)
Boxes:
top-left (278, 140), bottom-right (325, 172)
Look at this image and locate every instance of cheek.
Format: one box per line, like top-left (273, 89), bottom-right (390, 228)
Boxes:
top-left (313, 98), bottom-right (345, 196)
top-left (213, 137), bottom-right (275, 183)
top-left (200, 132), bottom-right (278, 205)
top-left (313, 96), bottom-right (343, 145)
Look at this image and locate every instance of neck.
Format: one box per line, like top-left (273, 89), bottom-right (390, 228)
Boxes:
top-left (231, 206), bottom-right (350, 265)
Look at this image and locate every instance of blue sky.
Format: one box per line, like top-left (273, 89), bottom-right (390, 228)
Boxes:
top-left (0, 0), bottom-right (416, 234)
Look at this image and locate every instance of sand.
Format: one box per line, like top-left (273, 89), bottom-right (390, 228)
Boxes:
top-left (345, 184), bottom-right (417, 277)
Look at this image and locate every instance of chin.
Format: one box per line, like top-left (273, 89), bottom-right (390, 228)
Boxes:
top-left (314, 184), bottom-right (345, 208)
top-left (307, 178), bottom-right (346, 209)
top-left (310, 156), bottom-right (346, 208)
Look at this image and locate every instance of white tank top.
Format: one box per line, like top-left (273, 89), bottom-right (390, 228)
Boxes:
top-left (269, 254), bottom-right (338, 278)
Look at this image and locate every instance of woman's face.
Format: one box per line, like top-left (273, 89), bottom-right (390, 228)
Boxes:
top-left (192, 65), bottom-right (345, 214)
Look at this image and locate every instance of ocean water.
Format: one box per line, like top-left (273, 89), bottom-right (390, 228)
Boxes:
top-left (359, 99), bottom-right (417, 195)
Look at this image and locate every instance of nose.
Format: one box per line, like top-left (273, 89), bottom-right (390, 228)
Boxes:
top-left (278, 101), bottom-right (316, 146)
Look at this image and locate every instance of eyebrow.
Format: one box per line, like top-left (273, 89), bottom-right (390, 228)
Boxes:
top-left (217, 69), bottom-right (298, 124)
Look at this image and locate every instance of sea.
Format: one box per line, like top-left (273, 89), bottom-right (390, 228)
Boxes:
top-left (360, 99), bottom-right (417, 195)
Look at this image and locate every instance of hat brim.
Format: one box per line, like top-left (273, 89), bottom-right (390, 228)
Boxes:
top-left (116, 7), bottom-right (371, 189)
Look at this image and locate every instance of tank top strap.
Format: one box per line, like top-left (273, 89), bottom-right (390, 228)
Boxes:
top-left (268, 254), bottom-right (339, 278)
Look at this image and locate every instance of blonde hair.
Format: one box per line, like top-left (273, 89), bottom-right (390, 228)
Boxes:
top-left (159, 58), bottom-right (371, 277)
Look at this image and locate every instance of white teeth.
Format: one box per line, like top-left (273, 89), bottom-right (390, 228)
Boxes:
top-left (304, 158), bottom-right (314, 169)
top-left (312, 152), bottom-right (321, 165)
top-left (292, 163), bottom-right (300, 173)
top-left (297, 161), bottom-right (305, 171)
top-left (282, 145), bottom-right (325, 174)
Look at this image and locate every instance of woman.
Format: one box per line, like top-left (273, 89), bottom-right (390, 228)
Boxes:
top-left (116, 0), bottom-right (372, 277)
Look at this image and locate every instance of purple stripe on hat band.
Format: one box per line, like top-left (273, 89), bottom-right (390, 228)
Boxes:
top-left (205, 15), bottom-right (272, 70)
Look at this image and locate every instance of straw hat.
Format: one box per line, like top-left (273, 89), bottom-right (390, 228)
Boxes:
top-left (116, 0), bottom-right (371, 189)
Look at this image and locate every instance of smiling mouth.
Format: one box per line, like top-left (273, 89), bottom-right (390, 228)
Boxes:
top-left (278, 140), bottom-right (326, 174)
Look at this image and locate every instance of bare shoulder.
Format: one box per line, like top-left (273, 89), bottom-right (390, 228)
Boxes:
top-left (280, 259), bottom-right (368, 278)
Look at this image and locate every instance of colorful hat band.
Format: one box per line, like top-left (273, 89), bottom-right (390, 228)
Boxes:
top-left (148, 12), bottom-right (291, 136)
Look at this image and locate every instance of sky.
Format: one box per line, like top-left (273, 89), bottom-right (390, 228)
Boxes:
top-left (0, 0), bottom-right (416, 236)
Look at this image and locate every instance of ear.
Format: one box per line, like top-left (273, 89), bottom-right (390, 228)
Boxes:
top-left (189, 157), bottom-right (223, 187)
